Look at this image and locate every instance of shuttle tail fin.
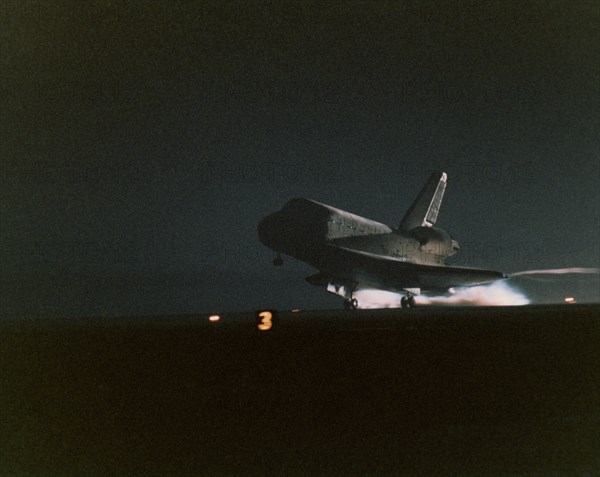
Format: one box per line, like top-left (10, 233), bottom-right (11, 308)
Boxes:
top-left (399, 171), bottom-right (447, 231)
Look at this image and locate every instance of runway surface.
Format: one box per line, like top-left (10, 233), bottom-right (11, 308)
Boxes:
top-left (2, 304), bottom-right (599, 476)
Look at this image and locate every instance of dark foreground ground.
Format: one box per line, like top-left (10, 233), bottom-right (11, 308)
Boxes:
top-left (2, 304), bottom-right (599, 476)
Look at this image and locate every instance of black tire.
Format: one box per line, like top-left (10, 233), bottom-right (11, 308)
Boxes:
top-left (408, 296), bottom-right (416, 308)
top-left (401, 297), bottom-right (408, 308)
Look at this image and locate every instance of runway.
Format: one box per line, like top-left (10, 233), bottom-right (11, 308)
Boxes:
top-left (2, 304), bottom-right (599, 476)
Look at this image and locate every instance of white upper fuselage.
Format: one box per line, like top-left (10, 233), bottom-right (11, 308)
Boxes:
top-left (257, 172), bottom-right (505, 300)
top-left (258, 198), bottom-right (458, 268)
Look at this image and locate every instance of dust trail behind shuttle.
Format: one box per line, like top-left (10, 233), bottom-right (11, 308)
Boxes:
top-left (354, 268), bottom-right (599, 308)
top-left (510, 267), bottom-right (600, 277)
top-left (415, 281), bottom-right (529, 306)
top-left (354, 281), bottom-right (530, 308)
top-left (353, 289), bottom-right (404, 309)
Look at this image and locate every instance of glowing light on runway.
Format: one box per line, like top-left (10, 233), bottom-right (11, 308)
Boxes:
top-left (564, 297), bottom-right (576, 303)
top-left (209, 315), bottom-right (221, 322)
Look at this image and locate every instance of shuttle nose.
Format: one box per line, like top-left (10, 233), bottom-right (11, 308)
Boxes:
top-left (258, 213), bottom-right (283, 247)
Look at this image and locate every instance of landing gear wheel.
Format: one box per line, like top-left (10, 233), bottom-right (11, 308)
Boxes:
top-left (344, 298), bottom-right (359, 310)
top-left (401, 296), bottom-right (416, 308)
top-left (273, 253), bottom-right (283, 266)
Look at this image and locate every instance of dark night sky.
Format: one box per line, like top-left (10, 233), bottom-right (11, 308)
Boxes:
top-left (1, 1), bottom-right (598, 317)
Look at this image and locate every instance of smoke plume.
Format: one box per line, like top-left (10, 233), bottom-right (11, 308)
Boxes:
top-left (353, 289), bottom-right (404, 309)
top-left (353, 281), bottom-right (529, 308)
top-left (510, 267), bottom-right (599, 277)
top-left (415, 281), bottom-right (529, 306)
top-left (352, 268), bottom-right (598, 308)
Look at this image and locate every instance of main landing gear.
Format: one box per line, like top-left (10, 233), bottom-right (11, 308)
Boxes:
top-left (343, 298), bottom-right (359, 310)
top-left (400, 294), bottom-right (416, 308)
top-left (273, 252), bottom-right (283, 266)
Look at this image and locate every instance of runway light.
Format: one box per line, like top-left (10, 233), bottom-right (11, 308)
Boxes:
top-left (564, 297), bottom-right (576, 304)
top-left (291, 309), bottom-right (301, 313)
top-left (208, 314), bottom-right (221, 322)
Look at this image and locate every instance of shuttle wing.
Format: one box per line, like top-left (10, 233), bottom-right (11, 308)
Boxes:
top-left (400, 171), bottom-right (447, 231)
top-left (320, 245), bottom-right (506, 292)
